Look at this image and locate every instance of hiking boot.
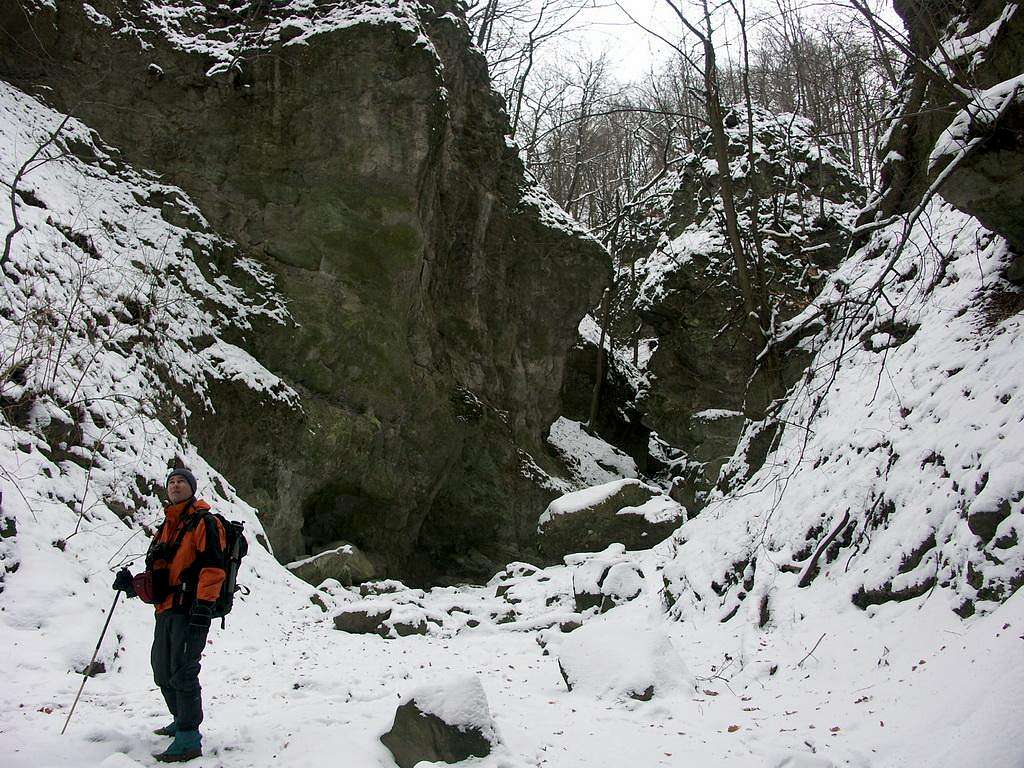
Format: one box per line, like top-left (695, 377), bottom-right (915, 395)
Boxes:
top-left (153, 729), bottom-right (202, 763)
top-left (153, 721), bottom-right (177, 737)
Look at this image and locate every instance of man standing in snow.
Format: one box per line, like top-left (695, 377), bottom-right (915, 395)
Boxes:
top-left (113, 468), bottom-right (226, 763)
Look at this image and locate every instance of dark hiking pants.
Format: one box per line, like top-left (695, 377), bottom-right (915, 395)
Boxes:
top-left (151, 612), bottom-right (209, 731)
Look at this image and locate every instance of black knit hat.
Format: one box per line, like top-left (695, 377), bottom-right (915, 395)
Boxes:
top-left (166, 468), bottom-right (197, 496)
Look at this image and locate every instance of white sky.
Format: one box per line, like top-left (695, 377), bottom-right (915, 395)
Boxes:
top-left (570, 1), bottom-right (679, 82)
top-left (552, 0), bottom-right (900, 85)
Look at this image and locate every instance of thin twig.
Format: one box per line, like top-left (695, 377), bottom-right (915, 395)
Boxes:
top-left (797, 632), bottom-right (826, 667)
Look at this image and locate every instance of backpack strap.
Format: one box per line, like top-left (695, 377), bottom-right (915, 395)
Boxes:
top-left (172, 505), bottom-right (203, 549)
top-left (144, 520), bottom-right (167, 566)
top-left (144, 500), bottom-right (195, 567)
top-left (200, 514), bottom-right (225, 566)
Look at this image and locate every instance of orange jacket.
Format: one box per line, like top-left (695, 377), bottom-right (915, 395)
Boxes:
top-left (150, 499), bottom-right (227, 614)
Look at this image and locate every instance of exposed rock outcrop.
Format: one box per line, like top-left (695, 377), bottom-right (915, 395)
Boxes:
top-left (630, 107), bottom-right (861, 434)
top-left (537, 479), bottom-right (684, 561)
top-left (563, 106), bottom-right (862, 513)
top-left (0, 0), bottom-right (607, 579)
top-left (869, 0), bottom-right (1024, 251)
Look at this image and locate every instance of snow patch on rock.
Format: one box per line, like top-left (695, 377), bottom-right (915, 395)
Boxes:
top-left (545, 417), bottom-right (639, 487)
top-left (557, 601), bottom-right (692, 701)
top-left (404, 674), bottom-right (498, 741)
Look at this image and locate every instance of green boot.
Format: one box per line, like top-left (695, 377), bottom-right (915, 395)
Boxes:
top-left (153, 729), bottom-right (202, 762)
top-left (153, 721), bottom-right (177, 737)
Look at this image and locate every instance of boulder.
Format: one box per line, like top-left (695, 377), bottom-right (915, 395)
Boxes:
top-left (538, 479), bottom-right (684, 561)
top-left (502, 561), bottom-right (541, 580)
top-left (380, 675), bottom-right (498, 768)
top-left (556, 602), bottom-right (690, 702)
top-left (600, 562), bottom-right (645, 606)
top-left (360, 579), bottom-right (411, 597)
top-left (572, 556), bottom-right (645, 614)
top-left (286, 541), bottom-right (377, 587)
top-left (333, 602), bottom-right (433, 638)
top-left (333, 605), bottom-right (392, 635)
top-left (390, 611), bottom-right (430, 638)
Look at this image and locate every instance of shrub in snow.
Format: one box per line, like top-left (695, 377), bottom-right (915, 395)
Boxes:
top-left (556, 602), bottom-right (690, 702)
top-left (380, 674), bottom-right (498, 768)
top-left (538, 478), bottom-right (684, 560)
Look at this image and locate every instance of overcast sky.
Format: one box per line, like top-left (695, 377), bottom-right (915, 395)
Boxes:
top-left (548, 0), bottom-right (899, 84)
top-left (572, 1), bottom-right (678, 82)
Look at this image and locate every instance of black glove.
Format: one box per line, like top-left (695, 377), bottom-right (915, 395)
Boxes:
top-left (112, 568), bottom-right (137, 597)
top-left (189, 600), bottom-right (214, 629)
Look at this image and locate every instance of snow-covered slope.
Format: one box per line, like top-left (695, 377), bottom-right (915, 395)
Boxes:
top-left (651, 199), bottom-right (1024, 765)
top-left (673, 201), bottom-right (1023, 621)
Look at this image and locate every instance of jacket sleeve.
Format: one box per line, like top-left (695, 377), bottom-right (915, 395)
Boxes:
top-left (194, 516), bottom-right (227, 603)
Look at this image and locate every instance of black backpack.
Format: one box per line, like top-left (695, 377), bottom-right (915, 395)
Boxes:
top-left (201, 513), bottom-right (249, 626)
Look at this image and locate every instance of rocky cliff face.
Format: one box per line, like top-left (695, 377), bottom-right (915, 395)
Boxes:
top-left (0, 0), bottom-right (607, 579)
top-left (870, 0), bottom-right (1024, 254)
top-left (565, 106), bottom-right (862, 512)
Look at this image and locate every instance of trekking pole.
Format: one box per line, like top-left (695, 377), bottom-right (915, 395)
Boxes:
top-left (61, 590), bottom-right (121, 735)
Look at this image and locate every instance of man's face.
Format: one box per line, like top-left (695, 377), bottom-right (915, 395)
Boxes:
top-left (167, 475), bottom-right (192, 504)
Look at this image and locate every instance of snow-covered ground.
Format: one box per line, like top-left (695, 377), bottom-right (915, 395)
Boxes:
top-left (3, 506), bottom-right (1022, 768)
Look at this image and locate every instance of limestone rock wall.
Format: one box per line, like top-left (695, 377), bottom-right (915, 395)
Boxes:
top-left (867, 0), bottom-right (1024, 251)
top-left (571, 106), bottom-right (862, 511)
top-left (0, 0), bottom-right (607, 579)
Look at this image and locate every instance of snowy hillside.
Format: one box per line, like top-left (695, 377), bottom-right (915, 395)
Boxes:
top-left (678, 201), bottom-right (1024, 619)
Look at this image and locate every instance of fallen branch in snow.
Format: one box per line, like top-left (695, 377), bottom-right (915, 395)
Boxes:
top-left (797, 632), bottom-right (826, 668)
top-left (797, 511), bottom-right (851, 588)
